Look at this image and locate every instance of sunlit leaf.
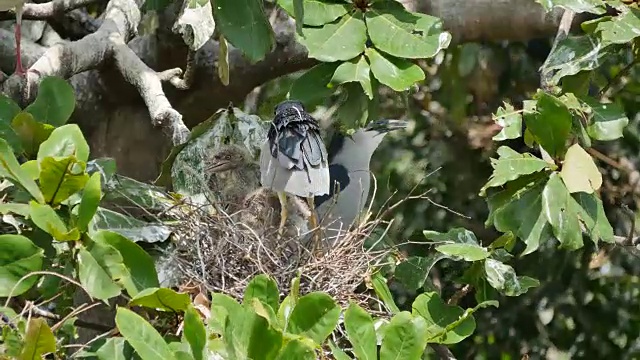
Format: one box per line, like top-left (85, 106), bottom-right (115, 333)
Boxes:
top-left (484, 259), bottom-right (540, 296)
top-left (243, 274), bottom-right (280, 313)
top-left (116, 307), bottom-right (177, 360)
top-left (37, 124), bottom-right (90, 163)
top-left (560, 143), bottom-right (602, 193)
top-left (299, 12), bottom-right (367, 62)
top-left (130, 287), bottom-right (190, 311)
top-left (39, 156), bottom-right (89, 206)
top-left (184, 305), bottom-right (207, 360)
top-left (379, 311), bottom-right (425, 359)
top-left (435, 243), bottom-right (490, 261)
top-left (542, 173), bottom-right (584, 250)
top-left (480, 146), bottom-right (554, 195)
top-left (492, 102), bottom-right (523, 141)
top-left (344, 302), bottom-right (377, 360)
top-left (365, 47), bottom-right (425, 91)
top-left (277, 0), bottom-right (348, 26)
top-left (412, 292), bottom-right (475, 344)
top-left (77, 246), bottom-right (122, 301)
top-left (0, 234), bottom-right (44, 297)
top-left (0, 138), bottom-right (44, 203)
top-left (287, 292), bottom-right (341, 345)
top-left (331, 56), bottom-right (373, 99)
top-left (29, 201), bottom-right (80, 241)
top-left (19, 317), bottom-right (56, 360)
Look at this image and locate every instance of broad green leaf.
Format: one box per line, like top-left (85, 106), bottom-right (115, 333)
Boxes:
top-left (24, 76), bottom-right (76, 127)
top-left (394, 254), bottom-right (445, 290)
top-left (210, 293), bottom-right (242, 334)
top-left (571, 192), bottom-right (614, 243)
top-left (484, 259), bottom-right (540, 296)
top-left (489, 176), bottom-right (554, 255)
top-left (213, 0), bottom-right (275, 63)
top-left (542, 173), bottom-right (584, 250)
top-left (37, 124), bottom-right (90, 163)
top-left (277, 0), bottom-right (348, 26)
top-left (94, 230), bottom-right (159, 296)
top-left (293, 0), bottom-right (303, 33)
top-left (223, 304), bottom-right (282, 360)
top-left (77, 246), bottom-right (122, 301)
top-left (89, 207), bottom-right (171, 244)
top-left (275, 339), bottom-right (315, 360)
top-left (560, 143), bottom-right (602, 193)
top-left (492, 103), bottom-right (523, 141)
top-left (524, 92), bottom-right (572, 157)
top-left (173, 0), bottom-right (214, 51)
top-left (480, 146), bottom-right (553, 195)
top-left (218, 35), bottom-right (230, 86)
top-left (21, 159), bottom-right (39, 180)
top-left (535, 0), bottom-right (606, 14)
top-left (379, 311), bottom-right (425, 359)
top-left (423, 227), bottom-right (480, 245)
top-left (0, 138), bottom-right (44, 203)
top-left (288, 62), bottom-right (340, 106)
top-left (0, 234), bottom-right (44, 297)
top-left (0, 94), bottom-right (22, 152)
top-left (0, 202), bottom-right (29, 216)
top-left (92, 337), bottom-right (137, 360)
top-left (365, 47), bottom-right (425, 91)
top-left (371, 272), bottom-right (400, 314)
top-left (595, 8), bottom-right (640, 46)
top-left (540, 35), bottom-right (609, 87)
top-left (276, 295), bottom-right (294, 331)
top-left (243, 274), bottom-right (280, 313)
top-left (103, 174), bottom-right (172, 213)
top-left (115, 307), bottom-right (177, 360)
top-left (412, 292), bottom-right (475, 344)
top-left (39, 156), bottom-right (89, 206)
top-left (184, 305), bottom-right (207, 360)
top-left (334, 82), bottom-right (370, 129)
top-left (328, 340), bottom-right (351, 360)
top-left (330, 56), bottom-right (373, 99)
top-left (29, 201), bottom-right (80, 241)
top-left (366, 1), bottom-right (450, 59)
top-left (298, 12), bottom-right (367, 62)
top-left (287, 292), bottom-right (341, 344)
top-left (77, 172), bottom-right (102, 232)
top-left (579, 97), bottom-right (629, 141)
top-left (344, 302), bottom-right (377, 360)
top-left (11, 112), bottom-right (54, 158)
top-left (435, 243), bottom-right (490, 261)
top-left (129, 287), bottom-right (190, 311)
top-left (19, 317), bottom-right (56, 360)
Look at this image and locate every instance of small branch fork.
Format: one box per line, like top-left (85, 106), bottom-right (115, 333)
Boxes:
top-left (0, 0), bottom-right (191, 146)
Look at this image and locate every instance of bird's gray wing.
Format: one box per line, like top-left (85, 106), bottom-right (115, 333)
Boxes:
top-left (268, 108), bottom-right (327, 171)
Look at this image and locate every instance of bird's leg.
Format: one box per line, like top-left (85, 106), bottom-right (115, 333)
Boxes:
top-left (14, 6), bottom-right (24, 75)
top-left (277, 191), bottom-right (288, 236)
top-left (306, 196), bottom-right (322, 253)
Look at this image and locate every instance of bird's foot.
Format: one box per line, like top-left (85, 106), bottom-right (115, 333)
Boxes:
top-left (277, 192), bottom-right (288, 238)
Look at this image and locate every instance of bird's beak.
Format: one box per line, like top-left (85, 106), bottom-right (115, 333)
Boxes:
top-left (206, 161), bottom-right (231, 173)
top-left (365, 119), bottom-right (409, 133)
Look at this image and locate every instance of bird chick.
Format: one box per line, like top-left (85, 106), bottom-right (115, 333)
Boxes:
top-left (205, 144), bottom-right (260, 210)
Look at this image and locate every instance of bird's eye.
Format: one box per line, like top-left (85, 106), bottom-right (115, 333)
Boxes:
top-left (225, 155), bottom-right (231, 160)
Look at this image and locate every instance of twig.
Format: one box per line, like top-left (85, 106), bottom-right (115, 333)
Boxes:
top-left (599, 60), bottom-right (639, 97)
top-left (447, 284), bottom-right (472, 305)
top-left (27, 302), bottom-right (113, 333)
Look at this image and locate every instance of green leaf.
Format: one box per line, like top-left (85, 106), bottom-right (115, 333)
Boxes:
top-left (344, 302), bottom-right (377, 360)
top-left (77, 246), bottom-right (122, 301)
top-left (184, 305), bottom-right (207, 360)
top-left (223, 304), bottom-right (283, 360)
top-left (371, 272), bottom-right (400, 314)
top-left (571, 192), bottom-right (614, 244)
top-left (218, 35), bottom-right (230, 86)
top-left (0, 234), bottom-right (44, 297)
top-left (366, 1), bottom-right (450, 59)
top-left (0, 94), bottom-right (22, 152)
top-left (277, 0), bottom-right (349, 26)
top-left (540, 35), bottom-right (609, 87)
top-left (480, 146), bottom-right (554, 196)
top-left (213, 0), bottom-right (275, 63)
top-left (579, 97), bottom-right (629, 141)
top-left (243, 274), bottom-right (280, 313)
top-left (524, 92), bottom-right (572, 157)
top-left (24, 76), bottom-right (76, 127)
top-left (275, 339), bottom-right (315, 360)
top-left (492, 103), bottom-right (523, 141)
top-left (19, 317), bottom-right (56, 360)
top-left (29, 201), bottom-right (80, 241)
top-left (91, 337), bottom-right (137, 360)
top-left (298, 12), bottom-right (367, 62)
top-left (560, 143), bottom-right (602, 194)
top-left (330, 56), bottom-right (373, 99)
top-left (423, 227), bottom-right (480, 245)
top-left (535, 0), bottom-right (606, 14)
top-left (412, 292), bottom-right (475, 344)
top-left (379, 311), bottom-right (425, 359)
top-left (365, 47), bottom-right (425, 91)
top-left (435, 243), bottom-right (490, 261)
top-left (210, 293), bottom-right (242, 334)
top-left (288, 62), bottom-right (340, 107)
top-left (394, 254), bottom-right (445, 290)
top-left (93, 230), bottom-right (159, 296)
top-left (115, 307), bottom-right (177, 360)
top-left (595, 8), bottom-right (640, 46)
top-left (328, 340), bottom-right (351, 360)
top-left (37, 124), bottom-right (90, 163)
top-left (488, 176), bottom-right (554, 255)
top-left (11, 112), bottom-right (54, 158)
top-left (129, 287), bottom-right (190, 312)
top-left (0, 202), bottom-right (29, 216)
top-left (77, 172), bottom-right (102, 232)
top-left (89, 207), bottom-right (171, 244)
top-left (484, 259), bottom-right (540, 296)
top-left (287, 292), bottom-right (341, 345)
top-left (39, 156), bottom-right (89, 206)
top-left (334, 82), bottom-right (370, 129)
top-left (0, 138), bottom-right (44, 203)
top-left (542, 173), bottom-right (584, 250)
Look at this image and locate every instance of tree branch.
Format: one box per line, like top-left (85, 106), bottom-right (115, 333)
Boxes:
top-left (0, 0), bottom-right (103, 20)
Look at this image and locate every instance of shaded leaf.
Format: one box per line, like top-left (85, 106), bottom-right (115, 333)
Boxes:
top-left (93, 337), bottom-right (138, 360)
top-left (77, 246), bottom-right (122, 301)
top-left (380, 312), bottom-right (425, 359)
top-left (77, 172), bottom-right (102, 232)
top-left (19, 317), bottom-right (56, 360)
top-left (542, 173), bottom-right (584, 250)
top-left (365, 47), bottom-right (425, 91)
top-left (334, 82), bottom-right (370, 129)
top-left (0, 138), bottom-right (44, 203)
top-left (11, 112), bottom-right (54, 158)
top-left (366, 1), bottom-right (450, 59)
top-left (39, 156), bottom-right (89, 206)
top-left (89, 207), bottom-right (171, 244)
top-left (184, 305), bottom-right (207, 360)
top-left (524, 92), bottom-right (572, 157)
top-left (37, 124), bottom-right (90, 163)
top-left (288, 62), bottom-right (340, 107)
top-left (24, 76), bottom-right (76, 127)
top-left (560, 143), bottom-right (602, 193)
top-left (0, 94), bottom-right (22, 152)
top-left (331, 56), bottom-right (373, 99)
top-left (277, 0), bottom-right (348, 26)
top-left (571, 192), bottom-right (614, 244)
top-left (223, 304), bottom-right (282, 360)
top-left (484, 259), bottom-right (540, 296)
top-left (129, 287), bottom-right (190, 312)
top-left (115, 307), bottom-right (177, 360)
top-left (492, 103), bottom-right (523, 141)
top-left (370, 272), bottom-right (400, 314)
top-left (287, 292), bottom-right (341, 344)
top-left (344, 302), bottom-right (377, 360)
top-left (0, 234), bottom-right (44, 297)
top-left (580, 97), bottom-right (629, 140)
top-left (299, 12), bottom-right (367, 62)
top-left (275, 339), bottom-right (315, 360)
top-left (411, 292), bottom-right (475, 344)
top-left (480, 146), bottom-right (553, 195)
top-left (394, 254), bottom-right (445, 290)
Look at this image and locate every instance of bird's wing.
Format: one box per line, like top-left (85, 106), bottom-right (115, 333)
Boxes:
top-left (314, 163), bottom-right (350, 208)
top-left (268, 109), bottom-right (327, 171)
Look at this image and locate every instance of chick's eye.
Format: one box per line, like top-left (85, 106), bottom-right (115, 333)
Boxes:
top-left (225, 155), bottom-right (231, 160)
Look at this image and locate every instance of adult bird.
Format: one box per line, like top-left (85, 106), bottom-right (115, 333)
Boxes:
top-left (260, 100), bottom-right (330, 236)
top-left (205, 144), bottom-right (260, 210)
top-left (0, 0), bottom-right (26, 75)
top-left (314, 119), bottom-right (408, 245)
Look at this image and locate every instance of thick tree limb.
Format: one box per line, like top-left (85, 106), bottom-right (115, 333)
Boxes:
top-left (0, 0), bottom-right (101, 20)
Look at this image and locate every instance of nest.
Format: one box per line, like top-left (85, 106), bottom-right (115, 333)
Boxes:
top-left (162, 191), bottom-right (400, 314)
